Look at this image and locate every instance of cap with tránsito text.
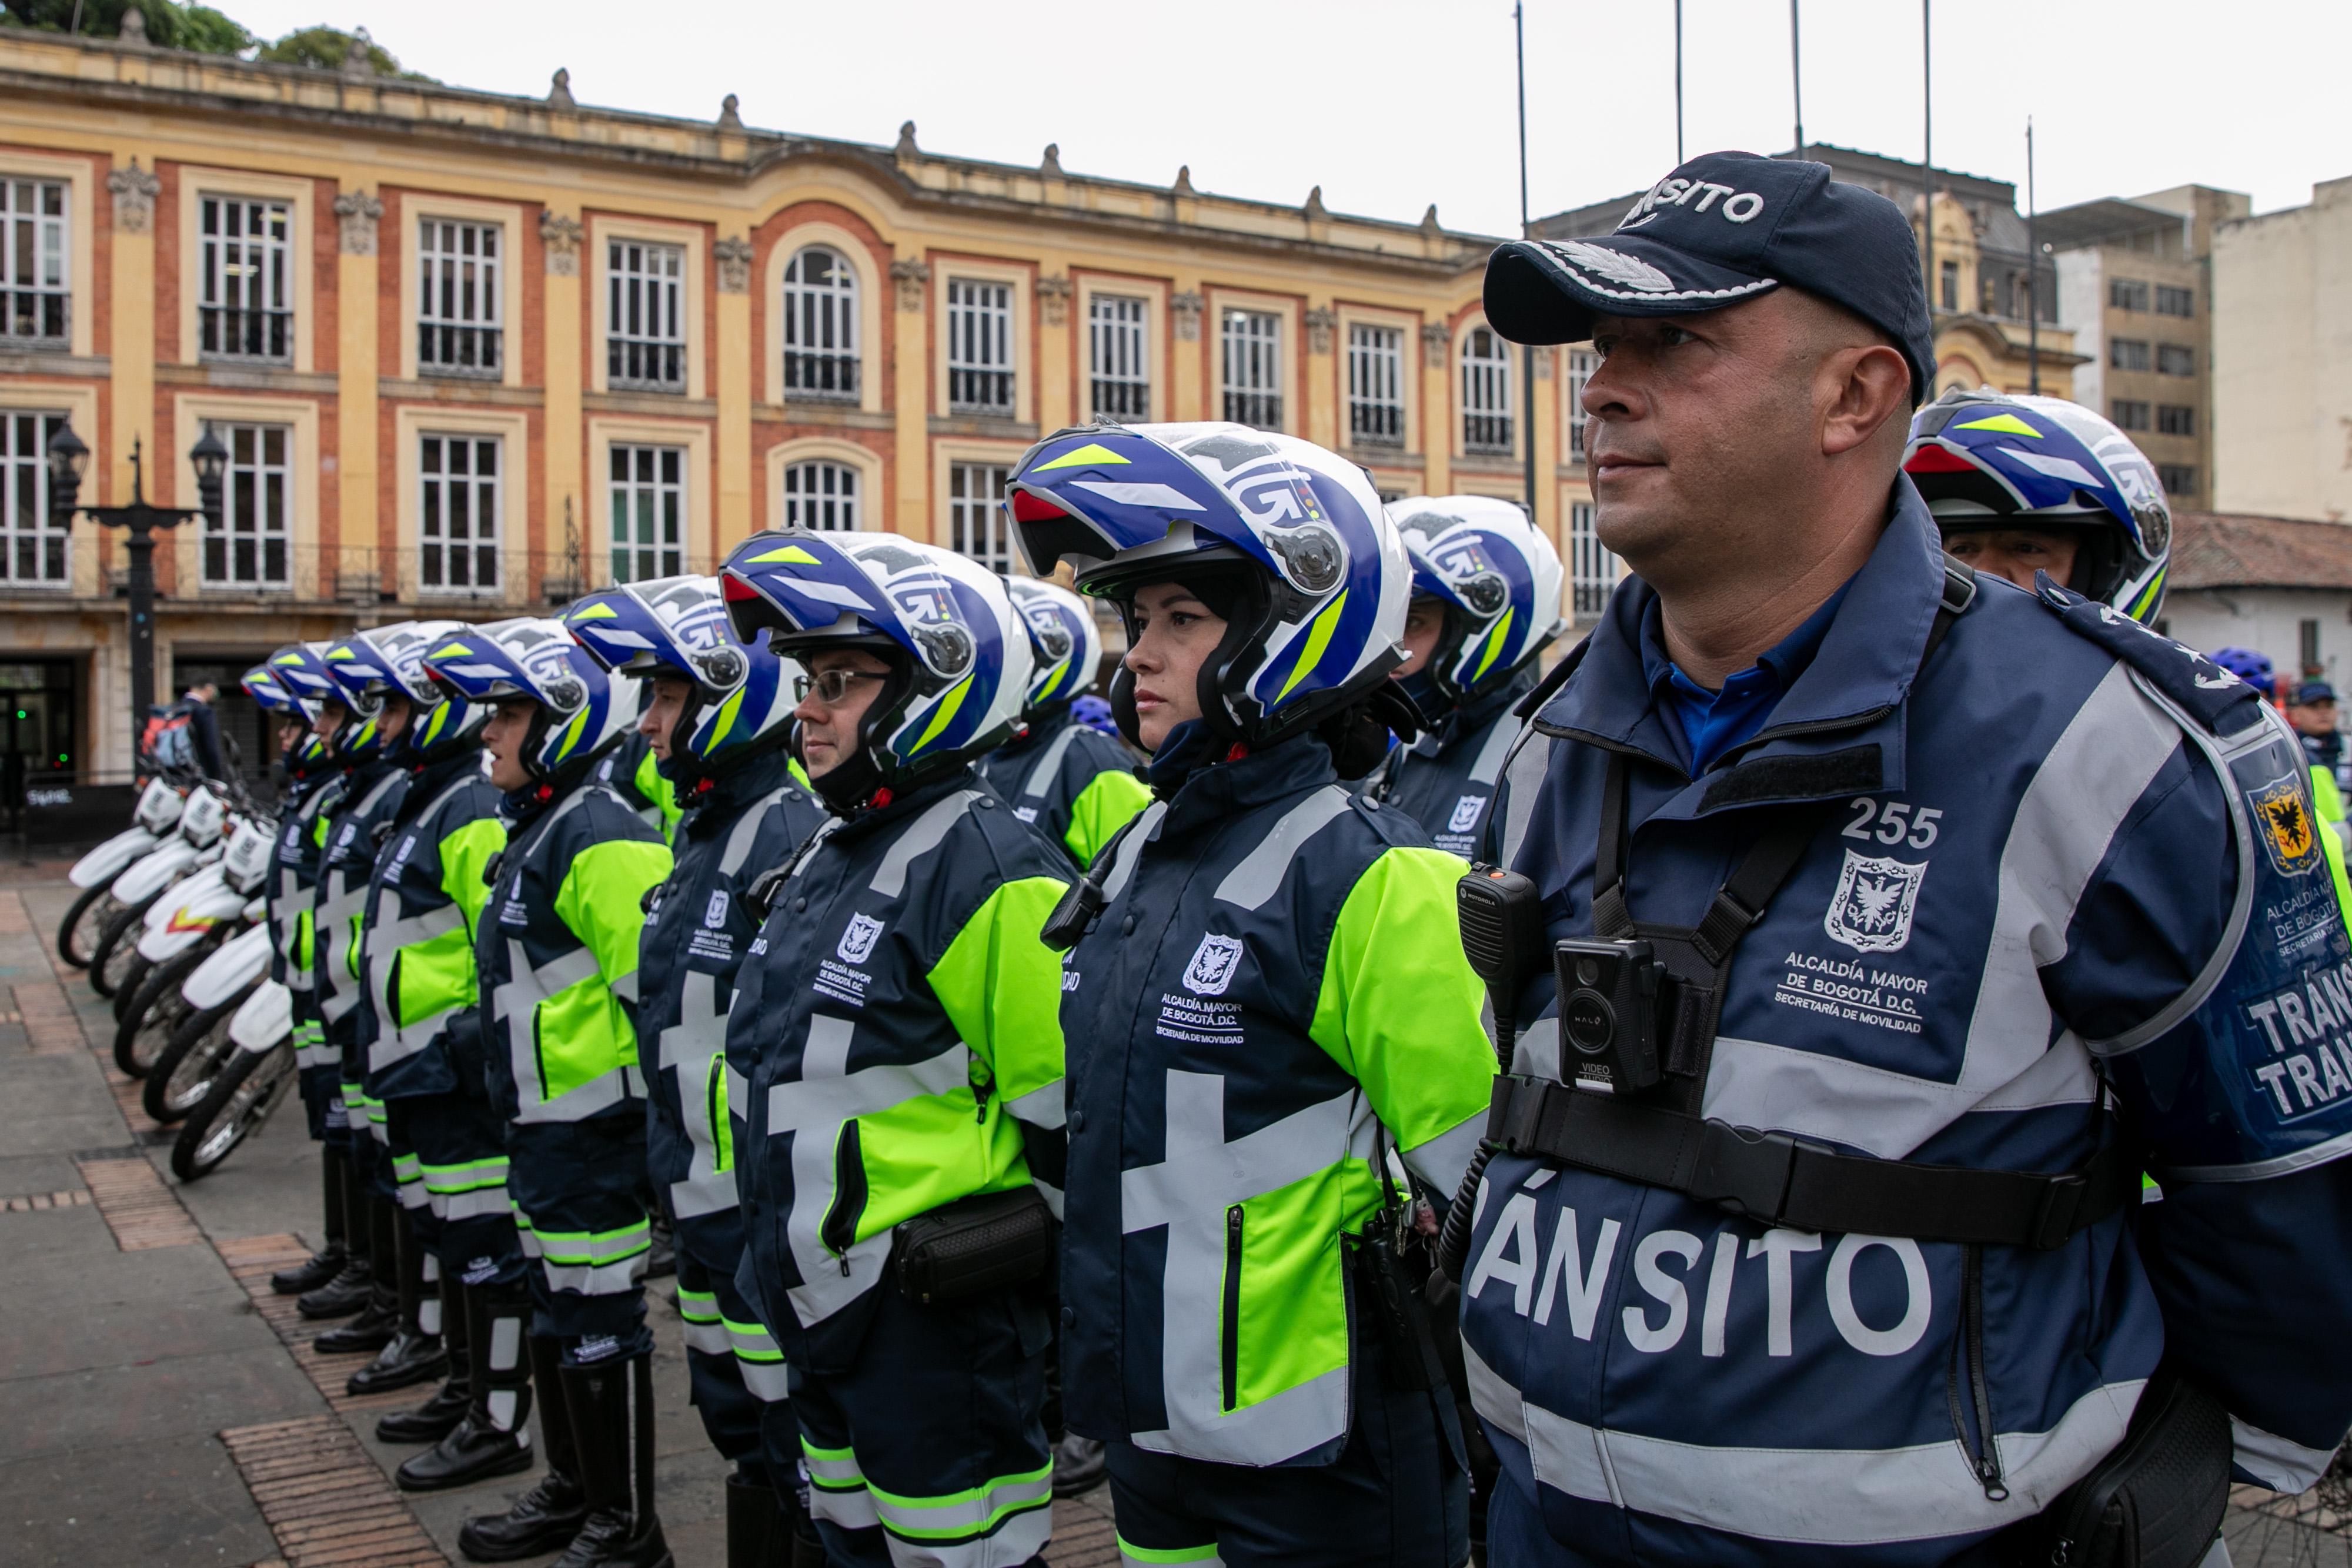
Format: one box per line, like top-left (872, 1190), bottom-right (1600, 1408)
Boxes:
top-left (1484, 151), bottom-right (1936, 404)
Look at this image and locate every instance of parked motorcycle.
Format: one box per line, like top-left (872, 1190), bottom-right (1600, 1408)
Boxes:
top-left (89, 781), bottom-right (230, 1002)
top-left (57, 775), bottom-right (187, 969)
top-left (142, 921), bottom-right (273, 1125)
top-left (171, 979), bottom-right (294, 1182)
top-left (113, 807), bottom-right (275, 1077)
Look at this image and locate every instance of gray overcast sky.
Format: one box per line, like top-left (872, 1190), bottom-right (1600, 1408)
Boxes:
top-left (229, 0), bottom-right (2344, 235)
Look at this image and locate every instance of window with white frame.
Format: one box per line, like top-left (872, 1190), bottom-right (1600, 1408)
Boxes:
top-left (417, 219), bottom-right (502, 377)
top-left (1, 409), bottom-right (70, 584)
top-left (2, 179), bottom-right (68, 347)
top-left (947, 279), bottom-right (1014, 414)
top-left (1567, 349), bottom-right (1597, 462)
top-left (205, 422), bottom-right (292, 587)
top-left (1222, 309), bottom-right (1281, 429)
top-left (949, 463), bottom-right (1013, 574)
top-left (418, 434), bottom-right (501, 594)
top-left (1348, 324), bottom-right (1404, 447)
top-left (607, 240), bottom-right (685, 391)
top-left (1569, 500), bottom-right (1616, 618)
top-left (1089, 295), bottom-right (1149, 421)
top-left (1461, 327), bottom-right (1514, 454)
top-left (199, 196), bottom-right (292, 362)
top-left (782, 246), bottom-right (859, 401)
top-left (609, 443), bottom-right (686, 583)
top-left (783, 460), bottom-right (860, 531)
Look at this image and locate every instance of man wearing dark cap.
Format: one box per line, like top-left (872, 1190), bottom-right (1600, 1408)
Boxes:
top-left (2291, 679), bottom-right (2343, 777)
top-left (1458, 152), bottom-right (2352, 1565)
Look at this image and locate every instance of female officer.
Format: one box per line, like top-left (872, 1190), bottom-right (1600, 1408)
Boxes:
top-left (1007, 422), bottom-right (1496, 1566)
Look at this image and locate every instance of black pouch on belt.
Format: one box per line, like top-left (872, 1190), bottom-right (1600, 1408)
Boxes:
top-left (2002, 1366), bottom-right (2231, 1568)
top-left (890, 1186), bottom-right (1056, 1305)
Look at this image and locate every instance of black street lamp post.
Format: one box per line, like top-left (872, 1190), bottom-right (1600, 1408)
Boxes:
top-left (46, 422), bottom-right (228, 766)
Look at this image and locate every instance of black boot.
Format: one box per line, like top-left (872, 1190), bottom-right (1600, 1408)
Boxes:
top-left (725, 1472), bottom-right (789, 1568)
top-left (458, 1334), bottom-right (589, 1560)
top-left (316, 1192), bottom-right (403, 1352)
top-left (349, 1205), bottom-right (448, 1393)
top-left (273, 1149), bottom-right (349, 1294)
top-left (400, 1277), bottom-right (536, 1495)
top-left (552, 1353), bottom-right (671, 1568)
top-left (299, 1144), bottom-right (376, 1318)
top-left (380, 1269), bottom-right (470, 1443)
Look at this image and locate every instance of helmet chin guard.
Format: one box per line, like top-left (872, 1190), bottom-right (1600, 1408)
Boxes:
top-left (564, 575), bottom-right (803, 786)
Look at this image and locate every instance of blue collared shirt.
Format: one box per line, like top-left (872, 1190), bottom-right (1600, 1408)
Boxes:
top-left (1640, 580), bottom-right (1854, 775)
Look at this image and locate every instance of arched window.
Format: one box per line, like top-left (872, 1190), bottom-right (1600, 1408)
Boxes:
top-left (782, 460), bottom-right (860, 530)
top-left (782, 246), bottom-right (859, 400)
top-left (1461, 326), bottom-right (1513, 454)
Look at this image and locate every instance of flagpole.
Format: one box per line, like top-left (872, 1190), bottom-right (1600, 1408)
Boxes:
top-left (1517, 0), bottom-right (1539, 524)
top-left (2027, 116), bottom-right (2040, 394)
top-left (1674, 0), bottom-right (1686, 163)
top-left (1921, 1), bottom-right (1935, 334)
top-left (1790, 0), bottom-right (1804, 153)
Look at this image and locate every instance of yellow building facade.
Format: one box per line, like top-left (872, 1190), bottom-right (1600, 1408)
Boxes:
top-left (0, 30), bottom-right (1609, 780)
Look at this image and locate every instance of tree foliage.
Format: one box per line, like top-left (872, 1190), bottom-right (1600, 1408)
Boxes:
top-left (252, 24), bottom-right (432, 81)
top-left (0, 1), bottom-right (253, 53)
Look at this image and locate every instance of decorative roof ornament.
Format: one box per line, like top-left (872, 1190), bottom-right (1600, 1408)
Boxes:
top-left (1421, 204), bottom-right (1442, 235)
top-left (1304, 185), bottom-right (1329, 222)
top-left (342, 26), bottom-right (375, 78)
top-left (1172, 165), bottom-right (1196, 195)
top-left (548, 68), bottom-right (576, 109)
top-left (1041, 143), bottom-right (1064, 177)
top-left (717, 93), bottom-right (744, 131)
top-left (894, 121), bottom-right (919, 159)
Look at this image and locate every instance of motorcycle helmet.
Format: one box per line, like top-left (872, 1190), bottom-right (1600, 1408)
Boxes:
top-left (1005, 577), bottom-right (1104, 720)
top-left (720, 530), bottom-right (1029, 810)
top-left (323, 620), bottom-right (489, 767)
top-left (1003, 422), bottom-right (1409, 751)
top-left (417, 617), bottom-right (644, 790)
top-left (270, 641), bottom-right (387, 763)
top-left (1388, 495), bottom-right (1566, 710)
top-left (2210, 646), bottom-right (2277, 700)
top-left (563, 576), bottom-right (801, 785)
top-left (245, 660), bottom-right (333, 783)
top-left (243, 656), bottom-right (318, 726)
top-left (1903, 387), bottom-right (2171, 624)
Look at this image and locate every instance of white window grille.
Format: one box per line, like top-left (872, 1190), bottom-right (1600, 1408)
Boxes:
top-left (1222, 309), bottom-right (1281, 429)
top-left (1348, 324), bottom-right (1404, 447)
top-left (607, 239), bottom-right (685, 390)
top-left (782, 247), bottom-right (859, 401)
top-left (417, 219), bottom-right (502, 377)
top-left (609, 443), bottom-right (686, 583)
top-left (1, 178), bottom-right (69, 347)
top-left (1462, 326), bottom-right (1514, 454)
top-left (947, 279), bottom-right (1014, 414)
top-left (1568, 349), bottom-right (1597, 461)
top-left (949, 463), bottom-right (1013, 574)
top-left (199, 196), bottom-right (292, 362)
top-left (783, 460), bottom-right (860, 531)
top-left (1569, 501), bottom-right (1617, 619)
top-left (205, 422), bottom-right (292, 587)
top-left (418, 434), bottom-right (501, 594)
top-left (1089, 295), bottom-right (1149, 420)
top-left (0, 409), bottom-right (69, 584)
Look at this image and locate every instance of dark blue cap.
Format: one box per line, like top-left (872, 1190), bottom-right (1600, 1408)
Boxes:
top-left (2294, 680), bottom-right (2337, 705)
top-left (1485, 152), bottom-right (1936, 404)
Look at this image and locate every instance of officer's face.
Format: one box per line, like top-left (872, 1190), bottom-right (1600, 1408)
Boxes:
top-left (1393, 597), bottom-right (1446, 679)
top-left (2294, 701), bottom-right (2338, 738)
top-left (794, 648), bottom-right (894, 778)
top-left (377, 693), bottom-right (411, 747)
top-left (313, 699), bottom-right (346, 748)
top-left (642, 676), bottom-right (694, 762)
top-left (276, 717), bottom-right (306, 755)
top-left (1942, 528), bottom-right (2080, 594)
top-left (1124, 583), bottom-right (1224, 752)
top-left (482, 698), bottom-right (539, 791)
top-left (1582, 293), bottom-right (1911, 591)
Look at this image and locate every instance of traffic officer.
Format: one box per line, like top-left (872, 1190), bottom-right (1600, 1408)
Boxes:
top-left (245, 654), bottom-right (354, 1300)
top-left (564, 577), bottom-right (829, 1568)
top-left (1005, 422), bottom-right (1496, 1566)
top-left (719, 531), bottom-right (1073, 1568)
top-left (1366, 496), bottom-right (1565, 858)
top-left (272, 640), bottom-right (416, 1348)
top-left (1465, 150), bottom-right (2352, 1563)
top-left (604, 729), bottom-right (683, 842)
top-left (982, 577), bottom-right (1151, 870)
top-left (420, 620), bottom-right (674, 1568)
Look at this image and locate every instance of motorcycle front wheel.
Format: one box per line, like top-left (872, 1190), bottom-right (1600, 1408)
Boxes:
top-left (172, 1041), bottom-right (294, 1182)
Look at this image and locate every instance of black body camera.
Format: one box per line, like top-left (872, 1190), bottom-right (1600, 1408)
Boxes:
top-left (1553, 938), bottom-right (1669, 1094)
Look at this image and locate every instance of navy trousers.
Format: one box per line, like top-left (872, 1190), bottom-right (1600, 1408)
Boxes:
top-left (509, 1114), bottom-right (653, 1366)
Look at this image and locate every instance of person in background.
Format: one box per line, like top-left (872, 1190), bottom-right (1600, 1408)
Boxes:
top-left (984, 577), bottom-right (1152, 872)
top-left (2290, 680), bottom-right (2343, 778)
top-left (181, 678), bottom-right (227, 780)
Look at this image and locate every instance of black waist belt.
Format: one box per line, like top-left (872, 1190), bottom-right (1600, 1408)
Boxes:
top-left (1488, 1075), bottom-right (2137, 1250)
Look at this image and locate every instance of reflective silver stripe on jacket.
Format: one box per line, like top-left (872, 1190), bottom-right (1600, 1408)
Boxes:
top-left (1020, 725), bottom-right (1084, 798)
top-left (1213, 787), bottom-right (1351, 911)
top-left (315, 770), bottom-right (406, 1025)
top-left (362, 775), bottom-right (482, 1074)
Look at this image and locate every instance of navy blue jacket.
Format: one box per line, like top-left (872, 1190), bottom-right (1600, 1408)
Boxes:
top-left (1366, 666), bottom-right (1536, 858)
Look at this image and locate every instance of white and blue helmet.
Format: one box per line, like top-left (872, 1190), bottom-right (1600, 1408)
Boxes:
top-left (564, 576), bottom-right (802, 784)
top-left (419, 617), bottom-right (644, 788)
top-left (1005, 577), bottom-right (1104, 719)
top-left (1005, 422), bottom-right (1410, 748)
top-left (271, 640), bottom-right (389, 763)
top-left (720, 531), bottom-right (1030, 806)
top-left (1389, 496), bottom-right (1566, 707)
top-left (247, 644), bottom-right (329, 726)
top-left (322, 620), bottom-right (489, 766)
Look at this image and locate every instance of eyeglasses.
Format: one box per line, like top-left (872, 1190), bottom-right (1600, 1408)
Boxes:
top-left (794, 668), bottom-right (888, 705)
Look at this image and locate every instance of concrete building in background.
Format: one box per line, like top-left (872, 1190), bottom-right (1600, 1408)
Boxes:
top-left (2210, 176), bottom-right (2352, 523)
top-left (2043, 185), bottom-right (2247, 514)
top-left (0, 26), bottom-right (1595, 785)
top-left (2160, 510), bottom-right (2352, 685)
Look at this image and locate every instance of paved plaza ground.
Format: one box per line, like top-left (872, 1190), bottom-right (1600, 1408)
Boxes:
top-left (0, 853), bottom-right (2343, 1567)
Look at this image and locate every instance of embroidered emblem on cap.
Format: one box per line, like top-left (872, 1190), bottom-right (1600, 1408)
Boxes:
top-left (1548, 240), bottom-right (1677, 295)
